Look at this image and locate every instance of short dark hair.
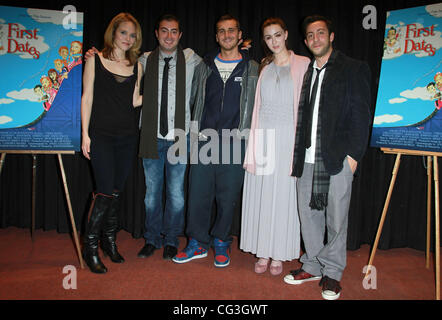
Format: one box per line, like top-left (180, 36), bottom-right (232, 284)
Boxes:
top-left (156, 13), bottom-right (181, 32)
top-left (302, 15), bottom-right (333, 38)
top-left (216, 14), bottom-right (241, 32)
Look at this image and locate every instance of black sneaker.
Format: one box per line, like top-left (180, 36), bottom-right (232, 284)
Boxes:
top-left (163, 245), bottom-right (178, 260)
top-left (320, 276), bottom-right (342, 300)
top-left (137, 243), bottom-right (157, 258)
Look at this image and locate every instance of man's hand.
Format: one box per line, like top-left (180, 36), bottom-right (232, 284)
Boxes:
top-left (84, 46), bottom-right (99, 61)
top-left (238, 38), bottom-right (252, 50)
top-left (347, 156), bottom-right (358, 174)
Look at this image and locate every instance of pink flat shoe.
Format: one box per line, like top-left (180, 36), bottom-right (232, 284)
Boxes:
top-left (270, 260), bottom-right (283, 276)
top-left (254, 258), bottom-right (269, 274)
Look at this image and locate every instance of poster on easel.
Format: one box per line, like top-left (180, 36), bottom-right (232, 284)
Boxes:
top-left (370, 3), bottom-right (442, 153)
top-left (0, 5), bottom-right (83, 151)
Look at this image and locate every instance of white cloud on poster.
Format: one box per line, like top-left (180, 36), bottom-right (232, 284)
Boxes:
top-left (7, 88), bottom-right (39, 102)
top-left (426, 4), bottom-right (442, 18)
top-left (400, 86), bottom-right (432, 101)
top-left (27, 8), bottom-right (84, 26)
top-left (0, 98), bottom-right (14, 104)
top-left (374, 114), bottom-right (403, 125)
top-left (71, 31), bottom-right (83, 37)
top-left (0, 116), bottom-right (13, 124)
top-left (0, 22), bottom-right (49, 59)
top-left (389, 97), bottom-right (407, 104)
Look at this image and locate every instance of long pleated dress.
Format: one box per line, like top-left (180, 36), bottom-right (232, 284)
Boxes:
top-left (240, 62), bottom-right (300, 261)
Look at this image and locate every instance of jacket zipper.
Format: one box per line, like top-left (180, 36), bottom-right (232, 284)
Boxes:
top-left (220, 81), bottom-right (226, 113)
top-left (220, 64), bottom-right (241, 113)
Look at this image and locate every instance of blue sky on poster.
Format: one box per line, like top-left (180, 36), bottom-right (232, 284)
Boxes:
top-left (0, 6), bottom-right (83, 128)
top-left (373, 3), bottom-right (442, 127)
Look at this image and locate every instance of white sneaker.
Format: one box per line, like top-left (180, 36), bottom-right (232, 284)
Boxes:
top-left (320, 276), bottom-right (342, 300)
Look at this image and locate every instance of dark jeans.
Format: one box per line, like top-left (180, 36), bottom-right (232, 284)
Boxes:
top-left (89, 132), bottom-right (138, 195)
top-left (186, 138), bottom-right (246, 250)
top-left (142, 137), bottom-right (189, 248)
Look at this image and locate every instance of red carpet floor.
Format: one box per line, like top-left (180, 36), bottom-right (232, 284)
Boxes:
top-left (0, 227), bottom-right (439, 301)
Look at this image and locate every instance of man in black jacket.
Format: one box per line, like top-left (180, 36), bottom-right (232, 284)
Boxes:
top-left (283, 15), bottom-right (371, 300)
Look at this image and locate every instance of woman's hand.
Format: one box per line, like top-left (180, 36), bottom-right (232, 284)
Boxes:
top-left (133, 61), bottom-right (144, 107)
top-left (84, 46), bottom-right (99, 61)
top-left (82, 135), bottom-right (91, 160)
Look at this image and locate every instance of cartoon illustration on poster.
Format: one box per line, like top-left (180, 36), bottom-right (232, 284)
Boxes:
top-left (0, 6), bottom-right (83, 151)
top-left (370, 3), bottom-right (442, 153)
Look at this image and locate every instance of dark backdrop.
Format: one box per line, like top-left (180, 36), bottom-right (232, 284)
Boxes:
top-left (0, 0), bottom-right (440, 252)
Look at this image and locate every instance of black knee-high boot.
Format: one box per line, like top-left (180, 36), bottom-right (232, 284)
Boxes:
top-left (101, 191), bottom-right (125, 263)
top-left (83, 193), bottom-right (112, 274)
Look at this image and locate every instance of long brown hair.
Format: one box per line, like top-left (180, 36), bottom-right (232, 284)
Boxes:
top-left (102, 12), bottom-right (142, 66)
top-left (259, 17), bottom-right (288, 74)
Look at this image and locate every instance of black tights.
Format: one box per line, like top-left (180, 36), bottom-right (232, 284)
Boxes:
top-left (89, 132), bottom-right (138, 196)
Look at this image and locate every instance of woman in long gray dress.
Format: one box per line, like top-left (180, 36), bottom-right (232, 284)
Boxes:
top-left (241, 17), bottom-right (309, 275)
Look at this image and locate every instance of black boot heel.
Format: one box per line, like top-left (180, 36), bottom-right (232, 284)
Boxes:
top-left (82, 193), bottom-right (113, 274)
top-left (101, 239), bottom-right (125, 263)
top-left (83, 249), bottom-right (108, 274)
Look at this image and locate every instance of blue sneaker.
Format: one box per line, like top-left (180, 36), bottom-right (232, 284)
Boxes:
top-left (172, 238), bottom-right (208, 264)
top-left (213, 238), bottom-right (230, 268)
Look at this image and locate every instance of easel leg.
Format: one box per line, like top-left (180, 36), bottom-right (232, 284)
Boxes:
top-left (32, 154), bottom-right (37, 241)
top-left (57, 154), bottom-right (85, 269)
top-left (433, 156), bottom-right (440, 300)
top-left (427, 156), bottom-right (432, 269)
top-left (0, 153), bottom-right (6, 175)
top-left (365, 153), bottom-right (401, 278)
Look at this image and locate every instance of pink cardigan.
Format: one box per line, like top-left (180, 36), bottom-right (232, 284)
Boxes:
top-left (243, 50), bottom-right (310, 175)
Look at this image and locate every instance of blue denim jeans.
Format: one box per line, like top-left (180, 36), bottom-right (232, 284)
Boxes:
top-left (142, 137), bottom-right (188, 248)
top-left (186, 138), bottom-right (246, 250)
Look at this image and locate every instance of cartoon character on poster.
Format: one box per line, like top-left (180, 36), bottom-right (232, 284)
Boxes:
top-left (54, 58), bottom-right (69, 81)
top-left (384, 26), bottom-right (402, 56)
top-left (426, 75), bottom-right (442, 109)
top-left (0, 24), bottom-right (4, 51)
top-left (58, 46), bottom-right (69, 64)
top-left (435, 72), bottom-right (442, 92)
top-left (69, 40), bottom-right (82, 66)
top-left (33, 84), bottom-right (48, 103)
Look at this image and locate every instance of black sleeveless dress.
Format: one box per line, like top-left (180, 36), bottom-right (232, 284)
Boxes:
top-left (89, 56), bottom-right (139, 137)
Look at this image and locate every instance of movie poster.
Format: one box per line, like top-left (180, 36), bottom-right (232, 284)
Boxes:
top-left (370, 3), bottom-right (442, 153)
top-left (0, 5), bottom-right (83, 151)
